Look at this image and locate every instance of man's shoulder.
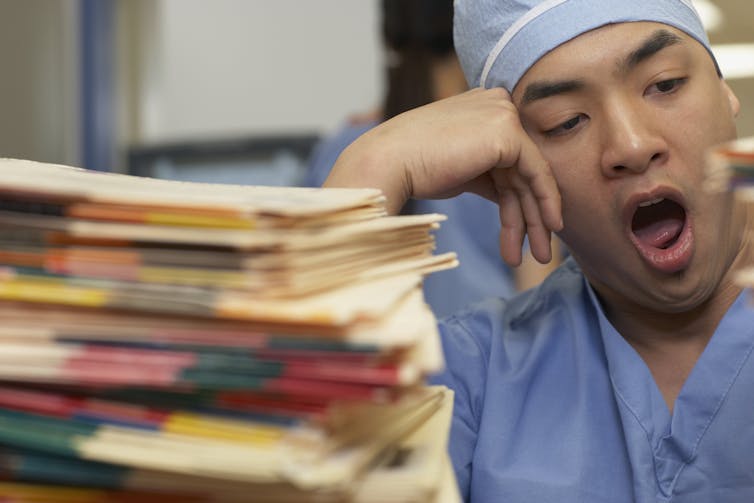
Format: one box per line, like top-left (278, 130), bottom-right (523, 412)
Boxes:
top-left (432, 258), bottom-right (595, 415)
top-left (439, 258), bottom-right (587, 349)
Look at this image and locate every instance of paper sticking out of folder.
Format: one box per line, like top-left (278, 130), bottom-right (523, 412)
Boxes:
top-left (704, 136), bottom-right (754, 194)
top-left (704, 137), bottom-right (754, 290)
top-left (0, 159), bottom-right (461, 502)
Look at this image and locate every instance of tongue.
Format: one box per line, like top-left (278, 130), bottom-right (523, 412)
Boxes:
top-left (633, 216), bottom-right (684, 248)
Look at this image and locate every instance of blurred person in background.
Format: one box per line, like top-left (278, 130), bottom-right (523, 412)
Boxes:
top-left (305, 0), bottom-right (560, 317)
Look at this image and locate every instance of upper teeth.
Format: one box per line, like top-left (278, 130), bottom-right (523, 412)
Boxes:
top-left (638, 197), bottom-right (664, 207)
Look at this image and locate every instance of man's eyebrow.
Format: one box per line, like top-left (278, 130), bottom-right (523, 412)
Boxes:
top-left (521, 79), bottom-right (585, 106)
top-left (620, 29), bottom-right (683, 74)
top-left (519, 29), bottom-right (684, 106)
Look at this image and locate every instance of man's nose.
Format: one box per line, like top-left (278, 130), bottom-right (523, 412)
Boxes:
top-left (599, 98), bottom-right (668, 178)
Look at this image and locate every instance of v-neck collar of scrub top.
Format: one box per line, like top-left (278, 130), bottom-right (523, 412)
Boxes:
top-left (585, 281), bottom-right (754, 498)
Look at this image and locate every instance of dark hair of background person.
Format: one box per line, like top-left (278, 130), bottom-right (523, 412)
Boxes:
top-left (381, 0), bottom-right (455, 122)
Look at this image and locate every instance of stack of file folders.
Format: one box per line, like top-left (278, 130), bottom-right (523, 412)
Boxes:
top-left (0, 159), bottom-right (461, 502)
top-left (706, 136), bottom-right (754, 287)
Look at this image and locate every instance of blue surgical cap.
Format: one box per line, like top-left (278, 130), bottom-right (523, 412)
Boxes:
top-left (454, 0), bottom-right (714, 91)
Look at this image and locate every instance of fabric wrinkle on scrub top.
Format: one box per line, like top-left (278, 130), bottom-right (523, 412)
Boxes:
top-left (304, 121), bottom-right (517, 317)
top-left (431, 257), bottom-right (754, 502)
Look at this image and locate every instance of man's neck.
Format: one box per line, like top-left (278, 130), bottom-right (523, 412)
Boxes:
top-left (607, 279), bottom-right (741, 411)
top-left (599, 234), bottom-right (752, 409)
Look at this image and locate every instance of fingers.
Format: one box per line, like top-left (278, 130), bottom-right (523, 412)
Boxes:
top-left (491, 134), bottom-right (560, 264)
top-left (494, 168), bottom-right (554, 265)
top-left (498, 188), bottom-right (525, 266)
top-left (517, 181), bottom-right (553, 264)
top-left (515, 136), bottom-right (563, 233)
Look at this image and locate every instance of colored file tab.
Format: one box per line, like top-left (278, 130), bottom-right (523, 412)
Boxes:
top-left (0, 481), bottom-right (208, 502)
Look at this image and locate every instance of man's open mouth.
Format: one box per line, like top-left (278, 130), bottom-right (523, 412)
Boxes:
top-left (632, 198), bottom-right (685, 249)
top-left (628, 196), bottom-right (693, 273)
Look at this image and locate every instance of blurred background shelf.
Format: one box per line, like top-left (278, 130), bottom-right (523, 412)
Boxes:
top-left (127, 133), bottom-right (320, 186)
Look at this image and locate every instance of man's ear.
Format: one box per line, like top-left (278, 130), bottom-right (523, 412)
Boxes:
top-left (722, 80), bottom-right (741, 118)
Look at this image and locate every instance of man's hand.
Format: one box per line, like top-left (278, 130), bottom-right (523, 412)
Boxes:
top-left (324, 87), bottom-right (563, 266)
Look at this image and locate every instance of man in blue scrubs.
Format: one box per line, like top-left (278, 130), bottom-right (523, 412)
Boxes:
top-left (326, 0), bottom-right (754, 501)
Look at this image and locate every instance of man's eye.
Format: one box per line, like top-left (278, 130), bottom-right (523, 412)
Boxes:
top-left (545, 115), bottom-right (584, 137)
top-left (648, 77), bottom-right (687, 95)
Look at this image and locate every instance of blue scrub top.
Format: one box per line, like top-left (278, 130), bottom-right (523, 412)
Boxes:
top-left (305, 121), bottom-right (516, 317)
top-left (432, 258), bottom-right (754, 502)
